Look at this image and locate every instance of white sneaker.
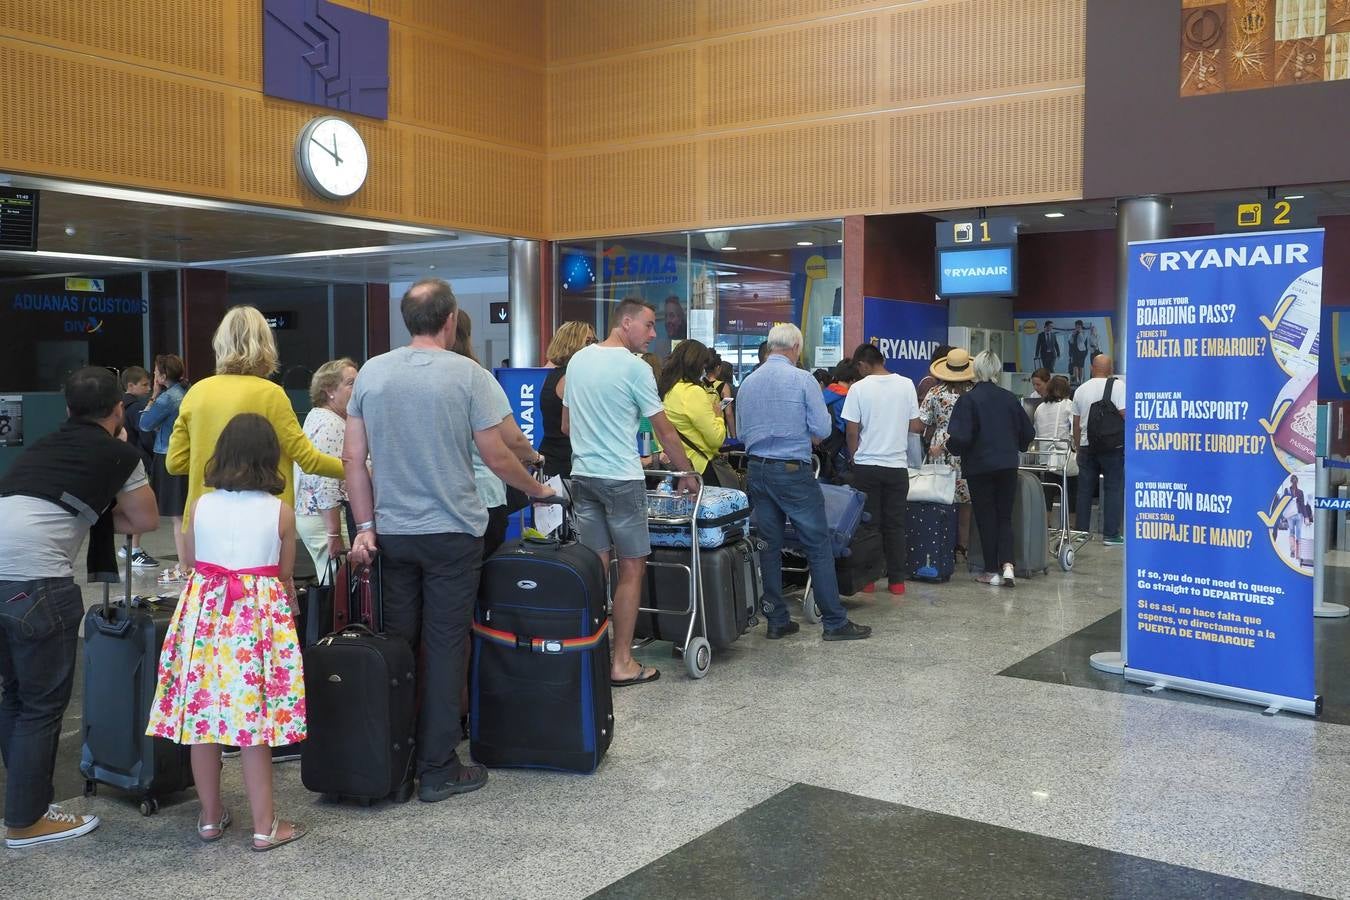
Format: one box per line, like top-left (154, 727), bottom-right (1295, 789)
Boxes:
top-left (1001, 564), bottom-right (1016, 587)
top-left (975, 573), bottom-right (1003, 586)
top-left (5, 805), bottom-right (100, 848)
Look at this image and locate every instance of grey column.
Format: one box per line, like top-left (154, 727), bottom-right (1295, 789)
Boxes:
top-left (508, 239), bottom-right (543, 368)
top-left (1114, 196), bottom-right (1171, 375)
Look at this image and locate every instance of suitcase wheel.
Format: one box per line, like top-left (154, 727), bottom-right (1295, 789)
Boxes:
top-left (138, 797), bottom-right (159, 817)
top-left (389, 780), bottom-right (415, 804)
top-left (684, 637), bottom-right (711, 679)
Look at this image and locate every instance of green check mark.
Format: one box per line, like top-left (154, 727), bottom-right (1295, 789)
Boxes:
top-left (1259, 399), bottom-right (1293, 435)
top-left (1257, 494), bottom-right (1292, 529)
top-left (1259, 294), bottom-right (1296, 331)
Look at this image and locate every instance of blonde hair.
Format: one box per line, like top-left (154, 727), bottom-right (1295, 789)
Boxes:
top-left (309, 358), bottom-right (357, 407)
top-left (213, 306), bottom-right (278, 377)
top-left (547, 321), bottom-right (596, 366)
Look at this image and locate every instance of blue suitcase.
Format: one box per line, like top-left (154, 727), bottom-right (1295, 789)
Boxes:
top-left (774, 482), bottom-right (866, 558)
top-left (649, 486), bottom-right (752, 549)
top-left (905, 501), bottom-right (957, 582)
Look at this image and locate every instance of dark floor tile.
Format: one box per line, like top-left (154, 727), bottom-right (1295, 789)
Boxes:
top-left (998, 604), bottom-right (1350, 724)
top-left (590, 783), bottom-right (1324, 900)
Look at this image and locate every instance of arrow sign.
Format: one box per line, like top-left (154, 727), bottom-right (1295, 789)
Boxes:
top-left (489, 301), bottom-right (510, 325)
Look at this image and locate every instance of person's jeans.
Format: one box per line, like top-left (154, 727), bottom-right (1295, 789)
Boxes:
top-left (967, 469), bottom-right (1018, 574)
top-left (378, 533), bottom-right (483, 784)
top-left (0, 577), bottom-right (83, 828)
top-left (851, 464), bottom-right (909, 585)
top-left (748, 459), bottom-right (848, 631)
top-left (1076, 447), bottom-right (1124, 540)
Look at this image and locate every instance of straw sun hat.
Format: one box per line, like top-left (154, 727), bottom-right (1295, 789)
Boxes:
top-left (929, 347), bottom-right (975, 382)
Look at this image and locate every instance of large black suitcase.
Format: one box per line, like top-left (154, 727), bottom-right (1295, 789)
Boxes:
top-left (301, 625), bottom-right (416, 804)
top-left (835, 528), bottom-right (885, 595)
top-left (80, 538), bottom-right (193, 815)
top-left (905, 502), bottom-right (958, 582)
top-left (471, 537), bottom-right (612, 773)
top-left (637, 538), bottom-right (761, 650)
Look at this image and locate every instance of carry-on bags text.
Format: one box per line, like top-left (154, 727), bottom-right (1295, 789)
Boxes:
top-left (81, 536), bottom-right (193, 815)
top-left (471, 535), bottom-right (613, 773)
top-left (905, 502), bottom-right (958, 583)
top-left (968, 470), bottom-right (1050, 577)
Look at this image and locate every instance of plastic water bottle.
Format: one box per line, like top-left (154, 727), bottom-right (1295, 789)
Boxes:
top-left (656, 476), bottom-right (677, 518)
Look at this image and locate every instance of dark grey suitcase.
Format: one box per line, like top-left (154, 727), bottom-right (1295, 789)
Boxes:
top-left (80, 536), bottom-right (193, 815)
top-left (968, 470), bottom-right (1050, 577)
top-left (638, 538), bottom-right (761, 651)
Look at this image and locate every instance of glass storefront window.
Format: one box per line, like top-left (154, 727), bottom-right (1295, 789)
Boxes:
top-left (554, 221), bottom-right (843, 381)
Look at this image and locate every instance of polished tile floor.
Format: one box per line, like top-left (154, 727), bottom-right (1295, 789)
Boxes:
top-left (4, 525), bottom-right (1350, 898)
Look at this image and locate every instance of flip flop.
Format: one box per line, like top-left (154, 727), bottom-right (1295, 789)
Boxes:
top-left (611, 665), bottom-right (660, 687)
top-left (251, 816), bottom-right (306, 852)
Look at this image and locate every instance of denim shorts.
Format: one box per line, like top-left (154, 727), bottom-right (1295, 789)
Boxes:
top-left (570, 476), bottom-right (650, 560)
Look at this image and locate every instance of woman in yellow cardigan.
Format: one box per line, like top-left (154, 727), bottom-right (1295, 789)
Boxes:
top-left (658, 340), bottom-right (729, 486)
top-left (168, 306), bottom-right (345, 527)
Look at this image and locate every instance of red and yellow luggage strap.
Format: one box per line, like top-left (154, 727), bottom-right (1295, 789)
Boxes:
top-left (472, 619), bottom-right (609, 654)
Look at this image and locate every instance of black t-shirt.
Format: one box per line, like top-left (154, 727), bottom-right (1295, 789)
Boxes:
top-left (539, 365), bottom-right (571, 478)
top-left (122, 392), bottom-right (154, 463)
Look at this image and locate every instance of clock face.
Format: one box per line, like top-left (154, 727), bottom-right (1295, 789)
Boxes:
top-left (295, 116), bottom-right (369, 200)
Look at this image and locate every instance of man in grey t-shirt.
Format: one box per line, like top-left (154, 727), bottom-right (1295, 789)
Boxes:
top-left (345, 279), bottom-right (553, 804)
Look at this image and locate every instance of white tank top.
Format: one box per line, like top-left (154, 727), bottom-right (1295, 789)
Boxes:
top-left (193, 490), bottom-right (283, 569)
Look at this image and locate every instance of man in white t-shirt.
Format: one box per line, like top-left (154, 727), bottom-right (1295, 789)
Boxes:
top-left (1072, 354), bottom-right (1126, 545)
top-left (563, 298), bottom-right (696, 688)
top-left (842, 343), bottom-right (923, 595)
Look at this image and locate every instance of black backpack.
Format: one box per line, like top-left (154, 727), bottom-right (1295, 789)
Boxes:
top-left (1087, 377), bottom-right (1124, 453)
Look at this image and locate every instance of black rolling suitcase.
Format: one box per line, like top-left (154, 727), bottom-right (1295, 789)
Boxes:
top-left (301, 559), bottom-right (416, 804)
top-left (638, 538), bottom-right (761, 651)
top-left (471, 534), bottom-right (612, 773)
top-left (835, 528), bottom-right (885, 595)
top-left (80, 536), bottom-right (193, 816)
top-left (905, 502), bottom-right (958, 582)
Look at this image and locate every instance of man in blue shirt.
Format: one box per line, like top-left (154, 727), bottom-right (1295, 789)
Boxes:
top-left (738, 324), bottom-right (872, 641)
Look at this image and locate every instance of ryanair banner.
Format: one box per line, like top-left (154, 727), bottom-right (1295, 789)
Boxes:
top-left (862, 297), bottom-right (948, 383)
top-left (1125, 228), bottom-right (1323, 714)
top-left (494, 367), bottom-right (549, 450)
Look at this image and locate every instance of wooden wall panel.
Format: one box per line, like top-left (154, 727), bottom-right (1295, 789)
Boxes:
top-left (889, 0), bottom-right (1085, 103)
top-left (371, 0), bottom-right (545, 63)
top-left (548, 0), bottom-right (698, 62)
top-left (410, 133), bottom-right (546, 238)
top-left (704, 17), bottom-right (878, 128)
top-left (708, 0), bottom-right (893, 34)
top-left (706, 120), bottom-right (876, 221)
top-left (889, 90), bottom-right (1084, 209)
top-left (549, 49), bottom-right (698, 146)
top-left (551, 145), bottom-right (697, 235)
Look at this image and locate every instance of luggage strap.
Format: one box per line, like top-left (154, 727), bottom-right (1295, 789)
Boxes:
top-left (472, 619), bottom-right (609, 654)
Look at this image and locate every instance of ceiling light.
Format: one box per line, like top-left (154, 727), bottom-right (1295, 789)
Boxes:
top-left (1044, 212), bottom-right (1066, 218)
top-left (836, 239), bottom-right (844, 243)
top-left (796, 241), bottom-right (812, 246)
top-left (1284, 194), bottom-right (1305, 200)
top-left (721, 246), bottom-right (737, 251)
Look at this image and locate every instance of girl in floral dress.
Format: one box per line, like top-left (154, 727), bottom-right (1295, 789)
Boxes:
top-left (147, 413), bottom-right (307, 852)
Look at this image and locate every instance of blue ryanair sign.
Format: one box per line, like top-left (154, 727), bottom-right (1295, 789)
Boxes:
top-left (937, 246), bottom-right (1016, 297)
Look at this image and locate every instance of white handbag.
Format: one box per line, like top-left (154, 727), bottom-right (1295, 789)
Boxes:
top-left (908, 463), bottom-right (957, 505)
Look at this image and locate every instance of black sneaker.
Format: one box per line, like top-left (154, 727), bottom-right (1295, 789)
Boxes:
top-left (419, 763), bottom-right (488, 802)
top-left (765, 621), bottom-right (800, 640)
top-left (130, 550), bottom-right (160, 568)
top-left (822, 620), bottom-right (873, 641)
top-left (271, 743), bottom-right (302, 763)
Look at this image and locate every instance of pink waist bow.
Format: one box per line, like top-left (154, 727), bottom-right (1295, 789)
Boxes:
top-left (195, 561), bottom-right (281, 617)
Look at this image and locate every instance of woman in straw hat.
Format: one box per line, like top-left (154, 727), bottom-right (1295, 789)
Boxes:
top-left (918, 347), bottom-right (976, 556)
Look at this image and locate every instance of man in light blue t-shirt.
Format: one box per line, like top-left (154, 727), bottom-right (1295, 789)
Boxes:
top-left (564, 298), bottom-right (696, 688)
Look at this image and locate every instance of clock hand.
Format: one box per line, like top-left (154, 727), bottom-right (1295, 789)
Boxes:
top-left (330, 133), bottom-right (344, 166)
top-left (310, 137), bottom-right (339, 163)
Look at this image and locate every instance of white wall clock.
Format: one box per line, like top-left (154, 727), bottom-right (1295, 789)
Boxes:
top-left (295, 115), bottom-right (369, 200)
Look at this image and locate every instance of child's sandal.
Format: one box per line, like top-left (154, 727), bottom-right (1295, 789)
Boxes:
top-left (251, 816), bottom-right (306, 852)
top-left (196, 809), bottom-right (231, 843)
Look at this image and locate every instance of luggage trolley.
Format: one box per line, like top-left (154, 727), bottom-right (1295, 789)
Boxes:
top-left (639, 470), bottom-right (714, 679)
top-left (1021, 438), bottom-right (1090, 571)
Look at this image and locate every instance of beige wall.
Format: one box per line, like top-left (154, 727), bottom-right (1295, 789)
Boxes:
top-left (548, 0), bottom-right (1086, 238)
top-left (0, 0), bottom-right (1086, 241)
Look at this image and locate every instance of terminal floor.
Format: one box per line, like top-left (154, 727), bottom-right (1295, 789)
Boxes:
top-left (4, 526), bottom-right (1349, 899)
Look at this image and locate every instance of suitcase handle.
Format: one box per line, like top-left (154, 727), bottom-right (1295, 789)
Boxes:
top-left (91, 605), bottom-right (133, 637)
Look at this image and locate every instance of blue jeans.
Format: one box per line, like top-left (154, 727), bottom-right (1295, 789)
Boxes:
top-left (1076, 447), bottom-right (1124, 540)
top-left (0, 577), bottom-right (83, 828)
top-left (748, 459), bottom-right (848, 631)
